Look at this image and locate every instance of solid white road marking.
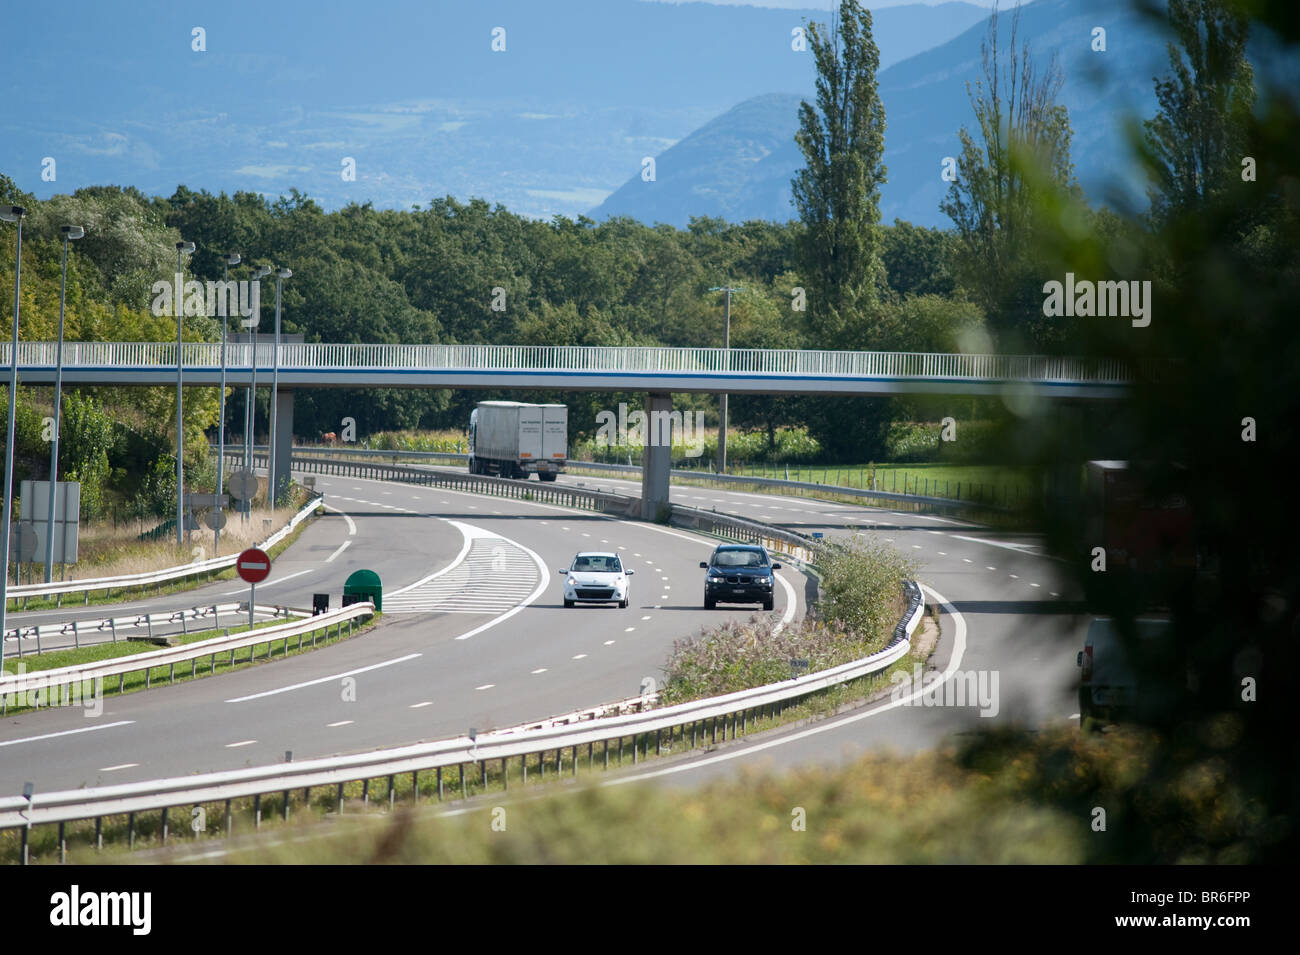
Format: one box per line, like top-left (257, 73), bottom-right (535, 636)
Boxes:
top-left (531, 668), bottom-right (547, 674)
top-left (325, 539), bottom-right (352, 562)
top-left (327, 720), bottom-right (354, 728)
top-left (950, 534), bottom-right (1041, 555)
top-left (0, 720), bottom-right (135, 749)
top-left (322, 502), bottom-right (357, 535)
top-left (224, 653), bottom-right (422, 703)
top-left (772, 572), bottom-right (797, 634)
top-left (99, 763), bottom-right (139, 772)
top-left (409, 701), bottom-right (434, 708)
top-left (225, 740), bottom-right (257, 748)
top-left (219, 567), bottom-right (315, 595)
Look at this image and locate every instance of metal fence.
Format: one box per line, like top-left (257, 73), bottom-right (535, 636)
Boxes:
top-left (7, 341), bottom-right (1135, 384)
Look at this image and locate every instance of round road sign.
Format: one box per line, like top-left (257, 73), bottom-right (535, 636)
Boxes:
top-left (236, 547), bottom-right (272, 584)
top-left (228, 470), bottom-right (259, 501)
top-left (204, 509), bottom-right (228, 531)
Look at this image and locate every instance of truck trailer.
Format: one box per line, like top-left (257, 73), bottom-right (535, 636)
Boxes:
top-left (468, 401), bottom-right (567, 480)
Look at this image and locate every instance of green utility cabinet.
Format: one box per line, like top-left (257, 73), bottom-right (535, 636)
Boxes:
top-left (343, 569), bottom-right (383, 611)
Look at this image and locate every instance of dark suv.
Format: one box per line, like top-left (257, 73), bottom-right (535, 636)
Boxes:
top-left (701, 545), bottom-right (782, 611)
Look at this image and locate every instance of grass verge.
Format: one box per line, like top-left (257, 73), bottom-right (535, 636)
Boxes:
top-left (4, 494), bottom-right (321, 616)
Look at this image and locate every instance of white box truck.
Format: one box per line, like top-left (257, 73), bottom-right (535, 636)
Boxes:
top-left (468, 401), bottom-right (567, 481)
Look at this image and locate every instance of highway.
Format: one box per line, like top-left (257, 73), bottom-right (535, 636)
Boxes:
top-left (0, 460), bottom-right (1086, 803)
top-left (0, 470), bottom-right (807, 793)
top-left (546, 469), bottom-right (1088, 784)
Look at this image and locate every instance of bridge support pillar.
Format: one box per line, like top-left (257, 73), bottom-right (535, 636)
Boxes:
top-left (640, 392), bottom-right (672, 522)
top-left (272, 388), bottom-right (295, 506)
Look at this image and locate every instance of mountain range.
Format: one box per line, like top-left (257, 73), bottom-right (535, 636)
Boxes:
top-left (593, 0), bottom-right (1171, 227)
top-left (2, 0), bottom-right (989, 219)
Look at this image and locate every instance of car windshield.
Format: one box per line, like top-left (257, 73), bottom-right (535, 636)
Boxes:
top-left (572, 555), bottom-right (621, 573)
top-left (713, 549), bottom-right (766, 568)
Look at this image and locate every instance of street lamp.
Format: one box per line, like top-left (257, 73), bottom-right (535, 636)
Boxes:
top-left (0, 204), bottom-right (28, 665)
top-left (708, 285), bottom-right (742, 474)
top-left (214, 252), bottom-right (240, 554)
top-left (43, 225), bottom-right (85, 582)
top-left (268, 267), bottom-right (291, 507)
top-left (245, 265), bottom-right (271, 515)
top-left (174, 240), bottom-right (195, 545)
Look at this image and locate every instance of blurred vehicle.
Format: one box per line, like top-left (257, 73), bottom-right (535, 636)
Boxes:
top-left (558, 552), bottom-right (634, 608)
top-left (1085, 460), bottom-right (1196, 578)
top-left (1077, 616), bottom-right (1174, 725)
top-left (700, 544), bottom-right (781, 611)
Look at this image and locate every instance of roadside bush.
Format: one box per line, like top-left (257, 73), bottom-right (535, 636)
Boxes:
top-left (661, 535), bottom-right (917, 703)
top-left (885, 418), bottom-right (1003, 463)
top-left (132, 457), bottom-right (176, 520)
top-left (816, 534), bottom-right (918, 639)
top-left (660, 613), bottom-right (869, 705)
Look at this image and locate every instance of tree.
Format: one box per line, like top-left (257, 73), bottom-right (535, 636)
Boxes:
top-left (940, 3), bottom-right (1077, 351)
top-left (790, 0), bottom-right (887, 344)
top-left (1142, 0), bottom-right (1256, 227)
top-left (58, 391), bottom-right (115, 520)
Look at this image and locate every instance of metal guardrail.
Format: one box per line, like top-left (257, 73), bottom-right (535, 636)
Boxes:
top-left (3, 603), bottom-right (305, 659)
top-left (0, 602), bottom-right (374, 717)
top-left (2, 494), bottom-right (324, 612)
top-left (234, 452), bottom-right (644, 522)
top-left (0, 586), bottom-right (921, 851)
top-left (274, 444), bottom-right (1007, 516)
top-left (8, 340), bottom-right (1135, 384)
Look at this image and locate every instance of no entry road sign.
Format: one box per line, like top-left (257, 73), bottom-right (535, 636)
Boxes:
top-left (236, 547), bottom-right (271, 584)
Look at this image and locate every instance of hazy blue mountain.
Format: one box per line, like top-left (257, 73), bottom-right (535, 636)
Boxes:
top-left (593, 0), bottom-right (1174, 227)
top-left (595, 93), bottom-right (806, 225)
top-left (0, 0), bottom-right (989, 219)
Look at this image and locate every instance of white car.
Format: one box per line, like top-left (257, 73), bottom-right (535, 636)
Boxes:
top-left (558, 552), bottom-right (634, 608)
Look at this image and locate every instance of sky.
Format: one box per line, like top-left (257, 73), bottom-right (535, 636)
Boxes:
top-left (641, 0), bottom-right (1003, 8)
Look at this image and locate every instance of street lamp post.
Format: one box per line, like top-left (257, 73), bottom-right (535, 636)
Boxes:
top-left (1, 204), bottom-right (28, 665)
top-left (708, 285), bottom-right (742, 474)
top-left (214, 252), bottom-right (239, 555)
top-left (268, 267), bottom-right (291, 508)
top-left (174, 240), bottom-right (195, 546)
top-left (245, 265), bottom-right (270, 516)
top-left (43, 225), bottom-right (84, 582)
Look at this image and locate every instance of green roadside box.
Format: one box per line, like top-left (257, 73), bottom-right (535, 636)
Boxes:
top-left (343, 569), bottom-right (382, 611)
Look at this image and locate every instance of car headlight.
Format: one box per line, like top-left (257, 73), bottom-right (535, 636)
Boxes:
top-left (707, 574), bottom-right (724, 582)
top-left (566, 576), bottom-right (576, 586)
top-left (759, 575), bottom-right (773, 585)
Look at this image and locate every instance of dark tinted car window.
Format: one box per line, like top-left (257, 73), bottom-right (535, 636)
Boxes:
top-left (572, 555), bottom-right (621, 572)
top-left (713, 549), bottom-right (767, 568)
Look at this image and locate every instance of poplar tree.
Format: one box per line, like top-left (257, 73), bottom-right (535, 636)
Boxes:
top-left (791, 0), bottom-right (887, 345)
